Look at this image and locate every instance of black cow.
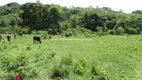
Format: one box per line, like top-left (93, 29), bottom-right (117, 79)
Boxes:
top-left (33, 36), bottom-right (41, 44)
top-left (65, 34), bottom-right (72, 37)
top-left (7, 35), bottom-right (11, 42)
top-left (18, 33), bottom-right (23, 36)
top-left (65, 34), bottom-right (69, 37)
top-left (49, 35), bottom-right (52, 39)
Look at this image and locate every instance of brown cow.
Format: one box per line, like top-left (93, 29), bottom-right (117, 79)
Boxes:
top-left (14, 32), bottom-right (17, 38)
top-left (49, 35), bottom-right (52, 39)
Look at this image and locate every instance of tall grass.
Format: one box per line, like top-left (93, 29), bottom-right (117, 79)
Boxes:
top-left (0, 35), bottom-right (142, 80)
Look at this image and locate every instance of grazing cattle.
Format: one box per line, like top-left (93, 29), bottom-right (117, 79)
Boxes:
top-left (65, 34), bottom-right (69, 37)
top-left (33, 36), bottom-right (41, 44)
top-left (14, 32), bottom-right (17, 38)
top-left (18, 32), bottom-right (23, 36)
top-left (65, 34), bottom-right (72, 37)
top-left (7, 35), bottom-right (11, 42)
top-left (49, 35), bottom-right (52, 39)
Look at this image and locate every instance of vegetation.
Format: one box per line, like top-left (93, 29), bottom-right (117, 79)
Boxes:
top-left (1, 2), bottom-right (142, 80)
top-left (0, 35), bottom-right (142, 80)
top-left (0, 2), bottom-right (142, 35)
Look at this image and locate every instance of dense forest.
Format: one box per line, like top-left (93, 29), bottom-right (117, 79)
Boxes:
top-left (0, 2), bottom-right (142, 35)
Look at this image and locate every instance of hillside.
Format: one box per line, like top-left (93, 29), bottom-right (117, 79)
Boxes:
top-left (0, 2), bottom-right (142, 35)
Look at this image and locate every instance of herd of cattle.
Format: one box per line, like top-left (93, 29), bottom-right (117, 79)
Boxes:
top-left (0, 32), bottom-right (73, 44)
top-left (0, 33), bottom-right (42, 44)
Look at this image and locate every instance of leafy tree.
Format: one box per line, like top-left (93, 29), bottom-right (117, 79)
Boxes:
top-left (128, 14), bottom-right (142, 31)
top-left (82, 10), bottom-right (101, 31)
top-left (48, 5), bottom-right (62, 34)
top-left (132, 10), bottom-right (142, 14)
top-left (21, 3), bottom-right (43, 30)
top-left (42, 4), bottom-right (51, 30)
top-left (103, 13), bottom-right (117, 30)
top-left (1, 2), bottom-right (142, 35)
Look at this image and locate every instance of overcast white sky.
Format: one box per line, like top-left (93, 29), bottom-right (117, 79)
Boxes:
top-left (0, 0), bottom-right (141, 13)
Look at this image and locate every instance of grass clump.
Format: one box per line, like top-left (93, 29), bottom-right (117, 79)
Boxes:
top-left (91, 64), bottom-right (109, 80)
top-left (73, 59), bottom-right (87, 76)
top-left (51, 56), bottom-right (73, 79)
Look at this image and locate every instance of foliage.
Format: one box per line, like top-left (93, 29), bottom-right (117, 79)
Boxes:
top-left (126, 27), bottom-right (137, 34)
top-left (73, 59), bottom-right (86, 76)
top-left (0, 2), bottom-right (142, 35)
top-left (115, 26), bottom-right (125, 35)
top-left (39, 31), bottom-right (48, 39)
top-left (0, 35), bottom-right (142, 79)
top-left (132, 10), bottom-right (142, 14)
top-left (108, 29), bottom-right (115, 35)
top-left (91, 64), bottom-right (109, 80)
top-left (51, 56), bottom-right (72, 79)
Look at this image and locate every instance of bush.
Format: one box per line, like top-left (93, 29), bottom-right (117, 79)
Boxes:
top-left (31, 30), bottom-right (39, 34)
top-left (40, 31), bottom-right (48, 39)
top-left (51, 64), bottom-right (70, 79)
top-left (126, 27), bottom-right (137, 34)
top-left (51, 56), bottom-right (73, 79)
top-left (79, 28), bottom-right (92, 33)
top-left (108, 29), bottom-right (115, 35)
top-left (73, 59), bottom-right (86, 76)
top-left (91, 64), bottom-right (109, 80)
top-left (26, 44), bottom-right (32, 51)
top-left (61, 56), bottom-right (73, 65)
top-left (91, 64), bottom-right (100, 75)
top-left (136, 27), bottom-right (141, 34)
top-left (0, 27), bottom-right (12, 34)
top-left (116, 27), bottom-right (125, 35)
top-left (96, 32), bottom-right (107, 36)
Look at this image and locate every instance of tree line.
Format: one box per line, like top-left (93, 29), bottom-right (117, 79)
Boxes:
top-left (0, 2), bottom-right (142, 35)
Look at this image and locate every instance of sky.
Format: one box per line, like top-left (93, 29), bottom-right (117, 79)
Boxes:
top-left (0, 0), bottom-right (141, 13)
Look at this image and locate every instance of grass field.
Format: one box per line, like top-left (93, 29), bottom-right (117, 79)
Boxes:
top-left (0, 34), bottom-right (142, 80)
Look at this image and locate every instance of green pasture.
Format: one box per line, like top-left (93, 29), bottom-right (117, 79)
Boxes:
top-left (0, 34), bottom-right (142, 80)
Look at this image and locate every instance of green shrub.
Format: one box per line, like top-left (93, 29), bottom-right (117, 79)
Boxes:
top-left (51, 64), bottom-right (70, 79)
top-left (39, 31), bottom-right (48, 39)
top-left (61, 56), bottom-right (73, 65)
top-left (51, 56), bottom-right (73, 79)
top-left (96, 32), bottom-right (106, 36)
top-left (31, 30), bottom-right (39, 34)
top-left (126, 27), bottom-right (137, 34)
top-left (136, 27), bottom-right (141, 34)
top-left (79, 28), bottom-right (92, 33)
top-left (116, 27), bottom-right (125, 35)
top-left (109, 29), bottom-right (115, 35)
top-left (0, 55), bottom-right (11, 71)
top-left (73, 59), bottom-right (86, 76)
top-left (91, 64), bottom-right (109, 80)
top-left (0, 52), bottom-right (28, 79)
top-left (25, 67), bottom-right (38, 78)
top-left (91, 64), bottom-right (100, 75)
top-left (97, 72), bottom-right (109, 80)
top-left (0, 41), bottom-right (7, 52)
top-left (26, 44), bottom-right (32, 51)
